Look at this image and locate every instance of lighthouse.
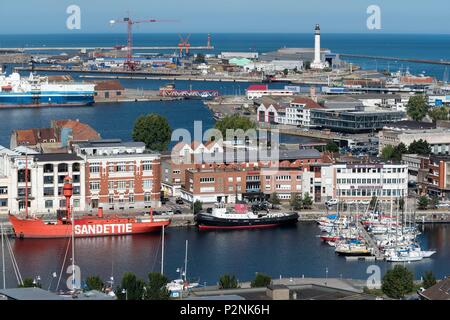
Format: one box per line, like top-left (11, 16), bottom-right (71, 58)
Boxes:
top-left (311, 24), bottom-right (326, 69)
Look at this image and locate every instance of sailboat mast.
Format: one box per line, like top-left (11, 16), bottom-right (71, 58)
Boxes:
top-left (161, 225), bottom-right (165, 275)
top-left (71, 204), bottom-right (76, 290)
top-left (1, 223), bottom-right (5, 289)
top-left (184, 240), bottom-right (188, 282)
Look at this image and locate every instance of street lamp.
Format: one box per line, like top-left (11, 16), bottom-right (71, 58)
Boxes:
top-left (325, 267), bottom-right (328, 285)
top-left (122, 288), bottom-right (127, 300)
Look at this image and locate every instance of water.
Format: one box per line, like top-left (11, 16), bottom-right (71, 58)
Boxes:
top-left (1, 223), bottom-right (449, 289)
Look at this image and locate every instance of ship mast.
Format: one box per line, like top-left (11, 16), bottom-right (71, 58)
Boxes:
top-left (160, 225), bottom-right (165, 275)
top-left (184, 240), bottom-right (188, 282)
top-left (25, 152), bottom-right (29, 219)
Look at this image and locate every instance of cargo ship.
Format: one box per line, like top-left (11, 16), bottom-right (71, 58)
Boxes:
top-left (8, 177), bottom-right (170, 239)
top-left (0, 71), bottom-right (95, 108)
top-left (195, 203), bottom-right (298, 230)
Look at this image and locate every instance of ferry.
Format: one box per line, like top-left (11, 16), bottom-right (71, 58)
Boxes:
top-left (195, 203), bottom-right (299, 230)
top-left (8, 177), bottom-right (170, 239)
top-left (0, 71), bottom-right (95, 108)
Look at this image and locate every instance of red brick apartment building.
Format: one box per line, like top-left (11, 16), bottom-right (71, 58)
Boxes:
top-left (73, 139), bottom-right (161, 211)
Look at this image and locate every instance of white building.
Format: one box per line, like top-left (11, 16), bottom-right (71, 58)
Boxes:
top-left (244, 60), bottom-right (303, 73)
top-left (246, 85), bottom-right (295, 100)
top-left (256, 103), bottom-right (287, 124)
top-left (286, 97), bottom-right (324, 127)
top-left (333, 163), bottom-right (408, 203)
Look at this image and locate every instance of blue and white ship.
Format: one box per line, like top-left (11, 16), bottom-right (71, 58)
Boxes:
top-left (0, 70), bottom-right (95, 108)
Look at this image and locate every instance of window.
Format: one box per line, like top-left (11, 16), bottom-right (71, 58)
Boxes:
top-left (58, 175), bottom-right (66, 184)
top-left (60, 199), bottom-right (66, 208)
top-left (17, 169), bottom-right (31, 183)
top-left (117, 181), bottom-right (127, 190)
top-left (108, 181), bottom-right (115, 189)
top-left (73, 186), bottom-right (81, 195)
top-left (109, 195), bottom-right (114, 204)
top-left (43, 187), bottom-right (54, 196)
top-left (73, 175), bottom-right (80, 183)
top-left (143, 180), bottom-right (153, 189)
top-left (129, 193), bottom-right (134, 203)
top-left (43, 176), bottom-right (54, 184)
top-left (144, 192), bottom-right (151, 202)
top-left (200, 177), bottom-right (215, 183)
top-left (129, 181), bottom-right (134, 189)
top-left (45, 200), bottom-right (53, 208)
top-left (90, 163), bottom-right (100, 173)
top-left (117, 164), bottom-right (127, 172)
top-left (143, 161), bottom-right (152, 171)
top-left (72, 163), bottom-right (80, 172)
top-left (90, 181), bottom-right (100, 191)
top-left (73, 199), bottom-right (80, 208)
top-left (0, 199), bottom-right (7, 207)
top-left (44, 164), bottom-right (54, 173)
top-left (58, 163), bottom-right (68, 172)
top-left (0, 187), bottom-right (7, 195)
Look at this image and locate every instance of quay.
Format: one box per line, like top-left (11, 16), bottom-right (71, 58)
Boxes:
top-left (340, 53), bottom-right (450, 66)
top-left (1, 46), bottom-right (214, 52)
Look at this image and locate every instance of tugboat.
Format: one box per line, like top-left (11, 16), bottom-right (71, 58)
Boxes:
top-left (9, 176), bottom-right (171, 238)
top-left (195, 203), bottom-right (298, 230)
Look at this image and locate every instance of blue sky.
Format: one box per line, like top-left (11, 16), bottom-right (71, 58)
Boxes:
top-left (0, 0), bottom-right (449, 34)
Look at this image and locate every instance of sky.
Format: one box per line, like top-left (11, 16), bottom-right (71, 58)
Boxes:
top-left (0, 0), bottom-right (449, 34)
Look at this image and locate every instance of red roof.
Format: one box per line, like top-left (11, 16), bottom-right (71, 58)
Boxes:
top-left (247, 84), bottom-right (268, 91)
top-left (291, 97), bottom-right (323, 109)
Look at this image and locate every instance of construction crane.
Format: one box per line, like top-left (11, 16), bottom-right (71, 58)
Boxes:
top-left (178, 34), bottom-right (191, 57)
top-left (110, 15), bottom-right (176, 70)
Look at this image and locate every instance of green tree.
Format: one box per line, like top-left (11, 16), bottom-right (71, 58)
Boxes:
top-left (145, 273), bottom-right (170, 300)
top-left (214, 114), bottom-right (256, 139)
top-left (406, 95), bottom-right (429, 121)
top-left (219, 274), bottom-right (239, 289)
top-left (302, 192), bottom-right (313, 209)
top-left (417, 195), bottom-right (430, 210)
top-left (422, 271), bottom-right (437, 289)
top-left (18, 278), bottom-right (41, 288)
top-left (116, 272), bottom-right (146, 300)
top-left (325, 141), bottom-right (339, 153)
top-left (192, 200), bottom-right (203, 214)
top-left (430, 196), bottom-right (439, 209)
top-left (408, 139), bottom-right (431, 155)
top-left (290, 193), bottom-right (303, 210)
top-left (428, 106), bottom-right (449, 122)
top-left (269, 192), bottom-right (281, 205)
top-left (85, 275), bottom-right (104, 291)
top-left (132, 113), bottom-right (172, 151)
top-left (282, 68), bottom-right (289, 76)
top-left (381, 265), bottom-right (414, 299)
top-left (251, 273), bottom-right (272, 288)
top-left (394, 143), bottom-right (408, 161)
top-left (381, 145), bottom-right (395, 161)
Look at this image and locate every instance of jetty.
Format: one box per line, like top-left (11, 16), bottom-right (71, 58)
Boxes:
top-left (357, 222), bottom-right (384, 260)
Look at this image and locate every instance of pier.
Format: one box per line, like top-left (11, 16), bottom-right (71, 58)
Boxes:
top-left (0, 46), bottom-right (214, 52)
top-left (340, 53), bottom-right (450, 66)
top-left (357, 221), bottom-right (384, 260)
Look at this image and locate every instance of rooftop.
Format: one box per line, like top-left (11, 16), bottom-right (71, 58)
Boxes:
top-left (34, 153), bottom-right (83, 162)
top-left (420, 276), bottom-right (450, 300)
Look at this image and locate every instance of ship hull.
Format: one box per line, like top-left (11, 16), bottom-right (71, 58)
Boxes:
top-left (195, 212), bottom-right (298, 230)
top-left (9, 215), bottom-right (170, 239)
top-left (0, 92), bottom-right (94, 108)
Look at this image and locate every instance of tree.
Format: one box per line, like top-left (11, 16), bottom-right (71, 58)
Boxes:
top-left (219, 274), bottom-right (239, 289)
top-left (381, 265), bottom-right (414, 299)
top-left (282, 68), bottom-right (289, 76)
top-left (85, 275), bottom-right (104, 291)
top-left (269, 192), bottom-right (281, 205)
top-left (417, 195), bottom-right (429, 210)
top-left (406, 95), bottom-right (429, 121)
top-left (381, 143), bottom-right (407, 161)
top-left (394, 143), bottom-right (408, 160)
top-left (430, 196), bottom-right (439, 209)
top-left (192, 200), bottom-right (203, 214)
top-left (325, 141), bottom-right (339, 153)
top-left (18, 278), bottom-right (41, 288)
top-left (302, 193), bottom-right (313, 209)
top-left (428, 106), bottom-right (449, 122)
top-left (422, 271), bottom-right (437, 289)
top-left (251, 273), bottom-right (272, 288)
top-left (145, 273), bottom-right (170, 300)
top-left (116, 272), bottom-right (146, 300)
top-left (408, 139), bottom-right (431, 156)
top-left (132, 113), bottom-right (172, 152)
top-left (214, 114), bottom-right (256, 140)
top-left (381, 145), bottom-right (395, 161)
top-left (290, 193), bottom-right (303, 210)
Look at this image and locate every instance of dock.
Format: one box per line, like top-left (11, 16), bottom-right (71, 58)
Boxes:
top-left (340, 53), bottom-right (450, 66)
top-left (357, 221), bottom-right (384, 260)
top-left (1, 46), bottom-right (214, 52)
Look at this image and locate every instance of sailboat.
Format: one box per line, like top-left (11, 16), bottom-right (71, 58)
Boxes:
top-left (166, 240), bottom-right (199, 296)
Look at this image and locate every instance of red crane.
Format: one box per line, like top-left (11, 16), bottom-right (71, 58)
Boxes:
top-left (110, 15), bottom-right (176, 70)
top-left (178, 34), bottom-right (191, 57)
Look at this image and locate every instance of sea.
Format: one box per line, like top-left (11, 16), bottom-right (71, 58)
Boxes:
top-left (0, 33), bottom-right (449, 289)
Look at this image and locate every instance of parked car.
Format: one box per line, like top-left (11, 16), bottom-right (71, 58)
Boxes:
top-left (174, 209), bottom-right (182, 215)
top-left (175, 198), bottom-right (184, 205)
top-left (325, 199), bottom-right (339, 206)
